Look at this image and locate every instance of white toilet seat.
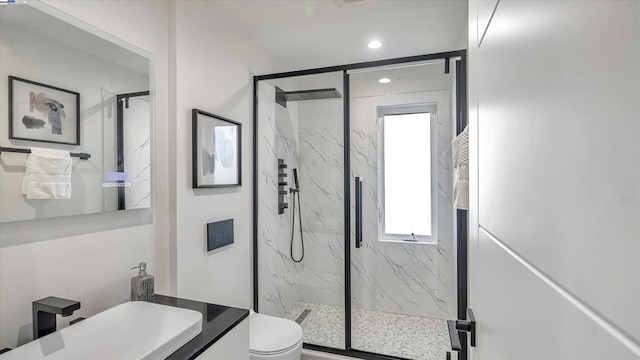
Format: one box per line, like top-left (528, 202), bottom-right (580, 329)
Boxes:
top-left (250, 337), bottom-right (303, 356)
top-left (249, 311), bottom-right (303, 358)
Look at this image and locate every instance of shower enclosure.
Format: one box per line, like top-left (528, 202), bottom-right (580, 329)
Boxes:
top-left (116, 91), bottom-right (151, 210)
top-left (254, 51), bottom-right (468, 360)
top-left (102, 90), bottom-right (151, 211)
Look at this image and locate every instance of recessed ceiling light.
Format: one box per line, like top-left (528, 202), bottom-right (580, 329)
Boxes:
top-left (367, 40), bottom-right (382, 49)
top-left (378, 78), bottom-right (391, 84)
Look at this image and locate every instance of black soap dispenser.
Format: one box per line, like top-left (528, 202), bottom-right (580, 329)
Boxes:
top-left (130, 262), bottom-right (155, 302)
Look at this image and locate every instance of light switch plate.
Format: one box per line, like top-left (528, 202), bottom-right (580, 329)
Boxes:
top-left (207, 219), bottom-right (234, 251)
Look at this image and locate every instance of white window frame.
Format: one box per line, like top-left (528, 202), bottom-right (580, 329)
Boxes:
top-left (377, 102), bottom-right (439, 244)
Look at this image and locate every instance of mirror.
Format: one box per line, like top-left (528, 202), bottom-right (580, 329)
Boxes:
top-left (0, 1), bottom-right (152, 222)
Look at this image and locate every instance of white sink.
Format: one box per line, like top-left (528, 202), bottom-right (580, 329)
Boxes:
top-left (0, 301), bottom-right (203, 360)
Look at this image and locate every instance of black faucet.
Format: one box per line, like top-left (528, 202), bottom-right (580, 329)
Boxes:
top-left (32, 296), bottom-right (81, 340)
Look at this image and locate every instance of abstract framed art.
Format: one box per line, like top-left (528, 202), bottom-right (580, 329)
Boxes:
top-left (9, 76), bottom-right (81, 145)
top-left (192, 109), bottom-right (241, 188)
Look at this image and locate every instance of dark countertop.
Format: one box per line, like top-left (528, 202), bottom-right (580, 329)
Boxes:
top-left (154, 294), bottom-right (250, 360)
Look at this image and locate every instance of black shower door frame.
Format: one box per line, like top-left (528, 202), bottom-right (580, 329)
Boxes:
top-left (252, 50), bottom-right (468, 360)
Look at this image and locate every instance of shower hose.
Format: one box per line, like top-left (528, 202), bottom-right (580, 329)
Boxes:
top-left (290, 190), bottom-right (304, 263)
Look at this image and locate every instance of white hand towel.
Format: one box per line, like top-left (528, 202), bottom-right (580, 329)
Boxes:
top-left (452, 125), bottom-right (469, 210)
top-left (453, 165), bottom-right (469, 210)
top-left (22, 148), bottom-right (72, 199)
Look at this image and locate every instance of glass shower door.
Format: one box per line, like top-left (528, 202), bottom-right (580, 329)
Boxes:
top-left (348, 62), bottom-right (458, 359)
top-left (118, 93), bottom-right (150, 210)
top-left (256, 72), bottom-right (346, 350)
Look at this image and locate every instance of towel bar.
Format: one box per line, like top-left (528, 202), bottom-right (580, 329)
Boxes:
top-left (0, 146), bottom-right (91, 160)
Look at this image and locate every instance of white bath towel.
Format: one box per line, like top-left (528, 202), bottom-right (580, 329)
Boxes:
top-left (452, 125), bottom-right (469, 210)
top-left (22, 148), bottom-right (72, 199)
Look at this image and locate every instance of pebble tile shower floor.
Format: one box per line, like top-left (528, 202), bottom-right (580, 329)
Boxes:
top-left (285, 302), bottom-right (453, 360)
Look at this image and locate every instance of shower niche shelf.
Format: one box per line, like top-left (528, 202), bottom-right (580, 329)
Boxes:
top-left (278, 159), bottom-right (288, 214)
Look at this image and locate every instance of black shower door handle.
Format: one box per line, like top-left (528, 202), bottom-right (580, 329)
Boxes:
top-left (355, 176), bottom-right (363, 248)
top-left (447, 308), bottom-right (477, 352)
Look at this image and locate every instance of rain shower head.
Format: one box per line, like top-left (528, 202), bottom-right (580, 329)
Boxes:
top-left (275, 86), bottom-right (342, 107)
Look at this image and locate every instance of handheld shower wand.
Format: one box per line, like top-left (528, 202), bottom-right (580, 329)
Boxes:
top-left (293, 168), bottom-right (300, 190)
top-left (290, 169), bottom-right (300, 193)
top-left (290, 168), bottom-right (304, 262)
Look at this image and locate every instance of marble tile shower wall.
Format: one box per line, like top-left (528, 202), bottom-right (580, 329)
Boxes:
top-left (258, 82), bottom-right (302, 317)
top-left (349, 91), bottom-right (455, 320)
top-left (124, 97), bottom-right (151, 209)
top-left (297, 100), bottom-right (345, 307)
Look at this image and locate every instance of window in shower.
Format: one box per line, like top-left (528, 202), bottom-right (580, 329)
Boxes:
top-left (378, 103), bottom-right (438, 243)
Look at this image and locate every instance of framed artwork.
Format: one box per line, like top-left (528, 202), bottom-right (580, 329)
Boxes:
top-left (9, 76), bottom-right (80, 145)
top-left (192, 109), bottom-right (241, 188)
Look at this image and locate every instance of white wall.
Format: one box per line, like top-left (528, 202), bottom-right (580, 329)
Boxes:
top-left (468, 0), bottom-right (640, 358)
top-left (0, 0), bottom-right (170, 349)
top-left (171, 0), bottom-right (281, 309)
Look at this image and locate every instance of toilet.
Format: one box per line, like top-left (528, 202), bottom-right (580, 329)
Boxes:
top-left (249, 310), bottom-right (303, 360)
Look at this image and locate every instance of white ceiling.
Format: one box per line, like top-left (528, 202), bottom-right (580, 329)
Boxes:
top-left (349, 60), bottom-right (453, 98)
top-left (216, 0), bottom-right (468, 72)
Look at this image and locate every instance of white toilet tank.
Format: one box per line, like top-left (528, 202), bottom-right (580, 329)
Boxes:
top-left (249, 311), bottom-right (303, 360)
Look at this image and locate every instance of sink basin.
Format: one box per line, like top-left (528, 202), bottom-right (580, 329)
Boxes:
top-left (0, 301), bottom-right (202, 360)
